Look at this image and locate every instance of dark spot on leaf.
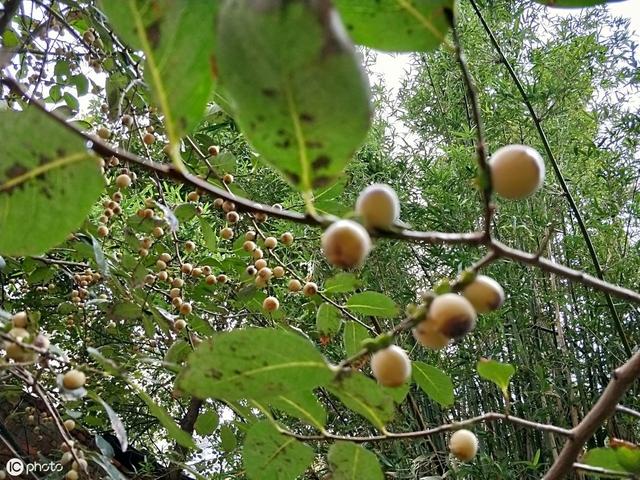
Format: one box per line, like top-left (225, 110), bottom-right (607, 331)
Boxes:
top-left (284, 170), bottom-right (300, 185)
top-left (312, 176), bottom-right (333, 188)
top-left (312, 155), bottom-right (330, 169)
top-left (305, 140), bottom-right (322, 149)
top-left (275, 139), bottom-right (291, 149)
top-left (262, 88), bottom-right (277, 98)
top-left (299, 112), bottom-right (314, 123)
top-left (146, 20), bottom-right (162, 49)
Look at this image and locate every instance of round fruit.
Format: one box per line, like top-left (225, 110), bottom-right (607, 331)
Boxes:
top-left (370, 345), bottom-right (411, 387)
top-left (181, 263), bottom-right (193, 274)
top-left (97, 127), bottom-right (111, 139)
top-left (264, 237), bottom-right (277, 249)
top-left (213, 198), bottom-right (224, 209)
top-left (223, 173), bottom-right (234, 184)
top-left (281, 232), bottom-right (294, 246)
top-left (185, 241), bottom-right (196, 253)
top-left (226, 211), bottom-right (240, 223)
top-left (157, 271), bottom-right (169, 282)
top-left (245, 231), bottom-right (257, 241)
top-left (273, 266), bottom-right (285, 278)
top-left (246, 266), bottom-right (257, 276)
top-left (427, 293), bottom-right (477, 340)
top-left (356, 184), bottom-right (400, 229)
top-left (288, 279), bottom-right (302, 292)
top-left (12, 311), bottom-right (28, 328)
top-left (222, 201), bottom-right (236, 213)
top-left (258, 267), bottom-right (273, 280)
top-left (254, 212), bottom-right (268, 223)
top-left (221, 227), bottom-right (234, 240)
top-left (205, 274), bottom-right (217, 285)
top-left (169, 288), bottom-right (181, 299)
top-left (321, 220), bottom-right (372, 269)
top-left (254, 259), bottom-right (267, 270)
top-left (62, 369), bottom-right (86, 390)
top-left (179, 303), bottom-right (193, 315)
top-left (489, 144), bottom-right (545, 200)
top-left (116, 173), bottom-right (132, 189)
top-left (412, 321), bottom-right (451, 350)
top-left (187, 191), bottom-right (200, 202)
top-left (303, 282), bottom-right (318, 296)
top-left (97, 225), bottom-right (109, 237)
top-left (159, 253), bottom-right (172, 263)
top-left (152, 226), bottom-right (164, 238)
top-left (243, 241), bottom-right (257, 252)
top-left (208, 145), bottom-right (219, 156)
top-left (191, 267), bottom-right (202, 277)
top-left (172, 278), bottom-right (184, 288)
top-left (156, 260), bottom-right (167, 271)
top-left (449, 429), bottom-right (479, 462)
top-left (143, 132), bottom-right (155, 145)
top-left (64, 419), bottom-right (76, 431)
top-left (462, 275), bottom-right (505, 314)
top-left (121, 115), bottom-right (133, 127)
top-left (217, 274), bottom-right (228, 284)
top-left (263, 296), bottom-right (279, 312)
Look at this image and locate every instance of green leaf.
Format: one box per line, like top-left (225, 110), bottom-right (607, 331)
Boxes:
top-left (334, 0), bottom-right (453, 52)
top-left (382, 382), bottom-right (410, 404)
top-left (412, 361), bottom-right (454, 407)
top-left (178, 328), bottom-right (333, 400)
top-left (343, 321), bottom-right (371, 357)
top-left (220, 425), bottom-right (237, 452)
top-left (316, 303), bottom-right (342, 337)
top-left (0, 109), bottom-right (104, 256)
top-left (346, 292), bottom-right (399, 318)
top-left (216, 0), bottom-right (371, 191)
top-left (99, 1), bottom-right (218, 156)
top-left (328, 442), bottom-right (384, 480)
top-left (164, 339), bottom-right (190, 365)
top-left (267, 390), bottom-right (327, 430)
top-left (582, 448), bottom-right (629, 477)
top-left (477, 358), bottom-right (516, 396)
top-left (174, 203), bottom-right (198, 223)
top-left (88, 393), bottom-right (128, 452)
top-left (194, 410), bottom-right (219, 437)
top-left (327, 371), bottom-right (394, 430)
top-left (615, 445), bottom-right (640, 474)
top-left (243, 420), bottom-right (314, 480)
top-left (324, 272), bottom-right (361, 294)
top-left (135, 388), bottom-right (195, 449)
top-left (199, 217), bottom-right (218, 252)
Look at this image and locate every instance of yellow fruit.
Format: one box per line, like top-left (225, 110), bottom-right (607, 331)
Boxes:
top-left (370, 345), bottom-right (411, 387)
top-left (185, 241), bottom-right (196, 253)
top-left (172, 278), bottom-right (184, 288)
top-left (205, 274), bottom-right (217, 285)
top-left (223, 173), bottom-right (234, 184)
top-left (243, 241), bottom-right (256, 252)
top-left (62, 369), bottom-right (86, 390)
top-left (64, 419), bottom-right (76, 431)
top-left (170, 288), bottom-right (181, 299)
top-left (227, 211), bottom-right (240, 223)
top-left (221, 227), bottom-right (234, 240)
top-left (449, 429), bottom-right (479, 462)
top-left (489, 144), bottom-right (545, 200)
top-left (12, 311), bottom-right (28, 328)
top-left (254, 259), bottom-right (267, 270)
top-left (462, 275), bottom-right (505, 314)
top-left (245, 231), bottom-right (257, 241)
top-left (428, 293), bottom-right (477, 340)
top-left (273, 266), bottom-right (285, 278)
top-left (143, 132), bottom-right (155, 145)
top-left (264, 237), bottom-right (277, 249)
top-left (303, 282), bottom-right (318, 296)
top-left (288, 279), bottom-right (302, 292)
top-left (97, 126), bottom-right (111, 139)
top-left (152, 227), bottom-right (164, 238)
top-left (187, 191), bottom-right (200, 202)
top-left (181, 263), bottom-right (193, 274)
top-left (281, 232), bottom-right (294, 246)
top-left (179, 303), bottom-right (192, 315)
top-left (263, 296), bottom-right (279, 312)
top-left (356, 184), bottom-right (400, 228)
top-left (321, 220), bottom-right (372, 269)
top-left (412, 321), bottom-right (451, 350)
top-left (97, 225), bottom-right (109, 237)
top-left (208, 145), bottom-right (219, 156)
top-left (258, 267), bottom-right (273, 280)
top-left (116, 173), bottom-right (132, 189)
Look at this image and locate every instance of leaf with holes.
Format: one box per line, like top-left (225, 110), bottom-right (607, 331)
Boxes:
top-left (266, 390), bottom-right (327, 430)
top-left (0, 109), bottom-right (103, 256)
top-left (328, 442), bottom-right (383, 480)
top-left (412, 361), bottom-right (454, 407)
top-left (346, 292), bottom-right (399, 318)
top-left (216, 0), bottom-right (371, 192)
top-left (334, 0), bottom-right (454, 52)
top-left (243, 420), bottom-right (314, 480)
top-left (99, 1), bottom-right (218, 156)
top-left (178, 328), bottom-right (333, 400)
top-left (327, 371), bottom-right (395, 430)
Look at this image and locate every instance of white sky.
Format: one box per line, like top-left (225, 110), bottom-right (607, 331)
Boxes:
top-left (372, 1), bottom-right (640, 94)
